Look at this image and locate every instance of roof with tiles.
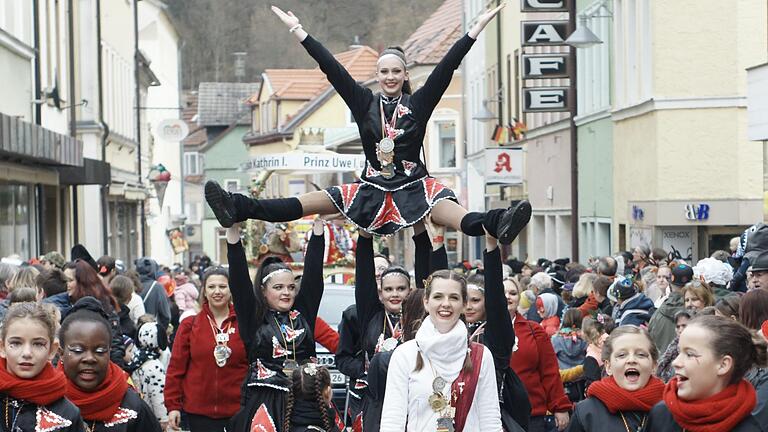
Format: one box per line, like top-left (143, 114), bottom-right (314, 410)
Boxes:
top-left (401, 0), bottom-right (462, 66)
top-left (181, 92), bottom-right (207, 147)
top-left (197, 82), bottom-right (261, 126)
top-left (260, 44), bottom-right (378, 102)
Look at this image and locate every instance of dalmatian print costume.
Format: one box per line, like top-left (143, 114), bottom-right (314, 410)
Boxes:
top-left (130, 322), bottom-right (168, 425)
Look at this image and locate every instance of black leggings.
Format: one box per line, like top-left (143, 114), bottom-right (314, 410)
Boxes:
top-left (186, 413), bottom-right (229, 432)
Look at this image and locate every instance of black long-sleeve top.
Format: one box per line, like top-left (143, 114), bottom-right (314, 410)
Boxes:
top-left (227, 233), bottom-right (325, 381)
top-left (334, 304), bottom-right (365, 385)
top-left (301, 34), bottom-right (475, 190)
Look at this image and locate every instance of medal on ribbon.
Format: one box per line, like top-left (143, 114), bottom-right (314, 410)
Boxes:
top-left (213, 344), bottom-right (231, 367)
top-left (377, 96), bottom-right (401, 179)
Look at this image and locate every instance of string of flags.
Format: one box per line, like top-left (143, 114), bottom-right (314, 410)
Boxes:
top-left (491, 118), bottom-right (528, 144)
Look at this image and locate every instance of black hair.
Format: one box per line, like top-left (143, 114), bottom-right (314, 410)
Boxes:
top-left (373, 253), bottom-right (391, 265)
top-left (380, 265), bottom-right (411, 284)
top-left (59, 296), bottom-right (113, 347)
top-left (253, 256), bottom-right (292, 324)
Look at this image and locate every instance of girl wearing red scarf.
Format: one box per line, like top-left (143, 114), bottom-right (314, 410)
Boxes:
top-left (60, 297), bottom-right (162, 431)
top-left (567, 326), bottom-right (663, 431)
top-left (0, 302), bottom-right (83, 431)
top-left (647, 315), bottom-right (768, 431)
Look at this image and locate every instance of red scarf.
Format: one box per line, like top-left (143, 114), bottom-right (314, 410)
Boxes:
top-left (663, 378), bottom-right (756, 432)
top-left (64, 361), bottom-right (129, 421)
top-left (586, 375), bottom-right (664, 413)
top-left (0, 358), bottom-right (66, 405)
top-left (451, 342), bottom-right (484, 432)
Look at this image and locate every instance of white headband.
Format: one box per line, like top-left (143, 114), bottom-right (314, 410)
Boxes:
top-left (262, 268), bottom-right (292, 284)
top-left (377, 53), bottom-right (406, 68)
top-left (467, 284), bottom-right (485, 293)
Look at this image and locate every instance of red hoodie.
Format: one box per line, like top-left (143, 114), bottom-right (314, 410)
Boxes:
top-left (164, 303), bottom-right (248, 418)
top-left (315, 317), bottom-right (339, 353)
top-left (510, 312), bottom-right (572, 417)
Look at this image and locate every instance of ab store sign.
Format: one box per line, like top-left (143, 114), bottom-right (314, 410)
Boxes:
top-left (520, 0), bottom-right (573, 113)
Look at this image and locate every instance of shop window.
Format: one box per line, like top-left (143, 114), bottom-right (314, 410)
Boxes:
top-left (436, 121), bottom-right (456, 168)
top-left (0, 184), bottom-right (31, 259)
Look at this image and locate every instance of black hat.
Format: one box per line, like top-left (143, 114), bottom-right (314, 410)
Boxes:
top-left (671, 263), bottom-right (694, 287)
top-left (71, 244), bottom-right (98, 271)
top-left (749, 251), bottom-right (768, 273)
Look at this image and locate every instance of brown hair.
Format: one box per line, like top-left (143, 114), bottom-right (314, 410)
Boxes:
top-left (8, 287), bottom-right (37, 304)
top-left (714, 294), bottom-right (741, 320)
top-left (284, 364), bottom-right (331, 432)
top-left (581, 315), bottom-right (614, 346)
top-left (602, 325), bottom-right (659, 363)
top-left (401, 289), bottom-right (426, 342)
top-left (36, 269), bottom-right (68, 298)
top-left (199, 266), bottom-right (230, 308)
top-left (740, 289), bottom-right (768, 330)
top-left (8, 266), bottom-right (40, 292)
top-left (110, 275), bottom-right (135, 305)
top-left (688, 315), bottom-right (768, 384)
top-left (682, 280), bottom-right (715, 308)
top-left (593, 275), bottom-right (612, 298)
top-left (415, 271), bottom-right (471, 374)
top-left (0, 302), bottom-right (57, 343)
top-left (71, 260), bottom-right (119, 312)
top-left (561, 308), bottom-right (583, 329)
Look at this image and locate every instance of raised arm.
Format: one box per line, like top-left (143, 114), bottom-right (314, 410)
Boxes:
top-left (355, 232), bottom-right (381, 329)
top-left (410, 3), bottom-right (504, 122)
top-left (412, 223), bottom-right (430, 289)
top-left (226, 224), bottom-right (258, 351)
top-left (294, 218), bottom-right (326, 332)
top-left (272, 6), bottom-right (373, 118)
top-left (483, 235), bottom-right (515, 369)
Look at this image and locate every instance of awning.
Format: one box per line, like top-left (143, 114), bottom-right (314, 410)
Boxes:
top-left (57, 158), bottom-right (111, 185)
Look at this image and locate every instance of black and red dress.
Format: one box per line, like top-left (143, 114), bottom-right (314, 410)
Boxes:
top-left (301, 33), bottom-right (475, 235)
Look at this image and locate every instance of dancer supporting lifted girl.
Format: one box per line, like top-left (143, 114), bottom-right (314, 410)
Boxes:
top-left (205, 3), bottom-right (531, 242)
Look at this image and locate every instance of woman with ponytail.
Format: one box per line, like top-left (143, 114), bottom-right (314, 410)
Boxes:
top-left (0, 302), bottom-right (83, 431)
top-left (566, 326), bottom-right (663, 431)
top-left (226, 217), bottom-right (328, 432)
top-left (646, 315), bottom-right (768, 431)
top-left (61, 297), bottom-right (162, 431)
top-left (380, 270), bottom-right (501, 431)
top-left (205, 3), bottom-right (532, 249)
top-left (283, 363), bottom-right (341, 432)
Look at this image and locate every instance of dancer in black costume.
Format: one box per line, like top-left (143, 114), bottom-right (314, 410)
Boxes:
top-left (225, 218), bottom-right (327, 432)
top-left (205, 3), bottom-right (531, 243)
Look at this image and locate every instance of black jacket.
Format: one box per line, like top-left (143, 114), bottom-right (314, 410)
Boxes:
top-left (645, 401), bottom-right (768, 431)
top-left (335, 305), bottom-right (366, 391)
top-left (86, 389), bottom-right (163, 432)
top-left (0, 394), bottom-right (84, 432)
top-left (566, 397), bottom-right (646, 432)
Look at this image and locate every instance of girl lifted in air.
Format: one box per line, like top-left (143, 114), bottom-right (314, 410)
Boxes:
top-left (204, 3), bottom-right (531, 243)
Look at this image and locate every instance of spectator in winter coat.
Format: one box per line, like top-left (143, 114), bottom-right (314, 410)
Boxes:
top-left (608, 276), bottom-right (655, 327)
top-left (172, 272), bottom-right (198, 313)
top-left (135, 257), bottom-right (171, 330)
top-left (537, 293), bottom-right (561, 337)
top-left (527, 273), bottom-right (566, 323)
top-left (648, 262), bottom-right (693, 353)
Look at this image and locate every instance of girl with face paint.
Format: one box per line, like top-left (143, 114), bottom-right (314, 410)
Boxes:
top-left (61, 297), bottom-right (162, 432)
top-left (205, 4), bottom-right (532, 251)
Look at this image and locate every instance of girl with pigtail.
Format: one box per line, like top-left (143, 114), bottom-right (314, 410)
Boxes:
top-left (225, 217), bottom-right (329, 432)
top-left (283, 363), bottom-right (341, 432)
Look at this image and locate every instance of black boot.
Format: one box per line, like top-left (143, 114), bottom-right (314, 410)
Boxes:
top-left (205, 180), bottom-right (237, 228)
top-left (485, 200), bottom-right (532, 245)
top-left (460, 212), bottom-right (486, 236)
top-left (205, 180), bottom-right (305, 227)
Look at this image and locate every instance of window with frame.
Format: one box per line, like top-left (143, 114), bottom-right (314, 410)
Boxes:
top-left (224, 179), bottom-right (240, 193)
top-left (184, 152), bottom-right (204, 176)
top-left (436, 121), bottom-right (457, 168)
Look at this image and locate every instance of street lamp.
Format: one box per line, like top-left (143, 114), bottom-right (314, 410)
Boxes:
top-left (565, 15), bottom-right (603, 48)
top-left (472, 88), bottom-right (504, 122)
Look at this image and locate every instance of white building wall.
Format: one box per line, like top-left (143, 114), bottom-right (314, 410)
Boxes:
top-left (140, 0), bottom-right (182, 266)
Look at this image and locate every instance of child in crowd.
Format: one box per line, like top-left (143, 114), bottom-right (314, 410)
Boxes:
top-left (0, 302), bottom-right (84, 430)
top-left (109, 275), bottom-right (139, 339)
top-left (567, 326), bottom-right (664, 431)
top-left (608, 276), bottom-right (655, 327)
top-left (281, 362), bottom-right (342, 432)
top-left (537, 292), bottom-right (561, 337)
top-left (60, 297), bottom-right (162, 431)
top-left (647, 315), bottom-right (768, 430)
top-left (517, 289), bottom-right (536, 316)
top-left (581, 314), bottom-right (614, 391)
top-left (656, 310), bottom-right (694, 382)
top-left (172, 271), bottom-right (199, 314)
top-left (129, 319), bottom-right (169, 426)
top-left (553, 309), bottom-right (588, 402)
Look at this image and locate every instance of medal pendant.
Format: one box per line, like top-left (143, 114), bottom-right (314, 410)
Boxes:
top-left (436, 417), bottom-right (455, 432)
top-left (216, 333), bottom-right (230, 344)
top-left (213, 345), bottom-right (231, 367)
top-left (380, 337), bottom-right (398, 352)
top-left (283, 359), bottom-right (299, 375)
top-left (428, 393), bottom-right (447, 412)
top-left (378, 137), bottom-right (395, 154)
top-left (432, 376), bottom-right (447, 393)
top-left (380, 164), bottom-right (395, 179)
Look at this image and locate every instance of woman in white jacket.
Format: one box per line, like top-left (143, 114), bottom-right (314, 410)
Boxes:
top-left (380, 270), bottom-right (502, 431)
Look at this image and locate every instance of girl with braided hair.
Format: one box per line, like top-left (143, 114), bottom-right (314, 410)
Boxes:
top-left (284, 363), bottom-right (342, 432)
top-left (205, 3), bottom-right (531, 246)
